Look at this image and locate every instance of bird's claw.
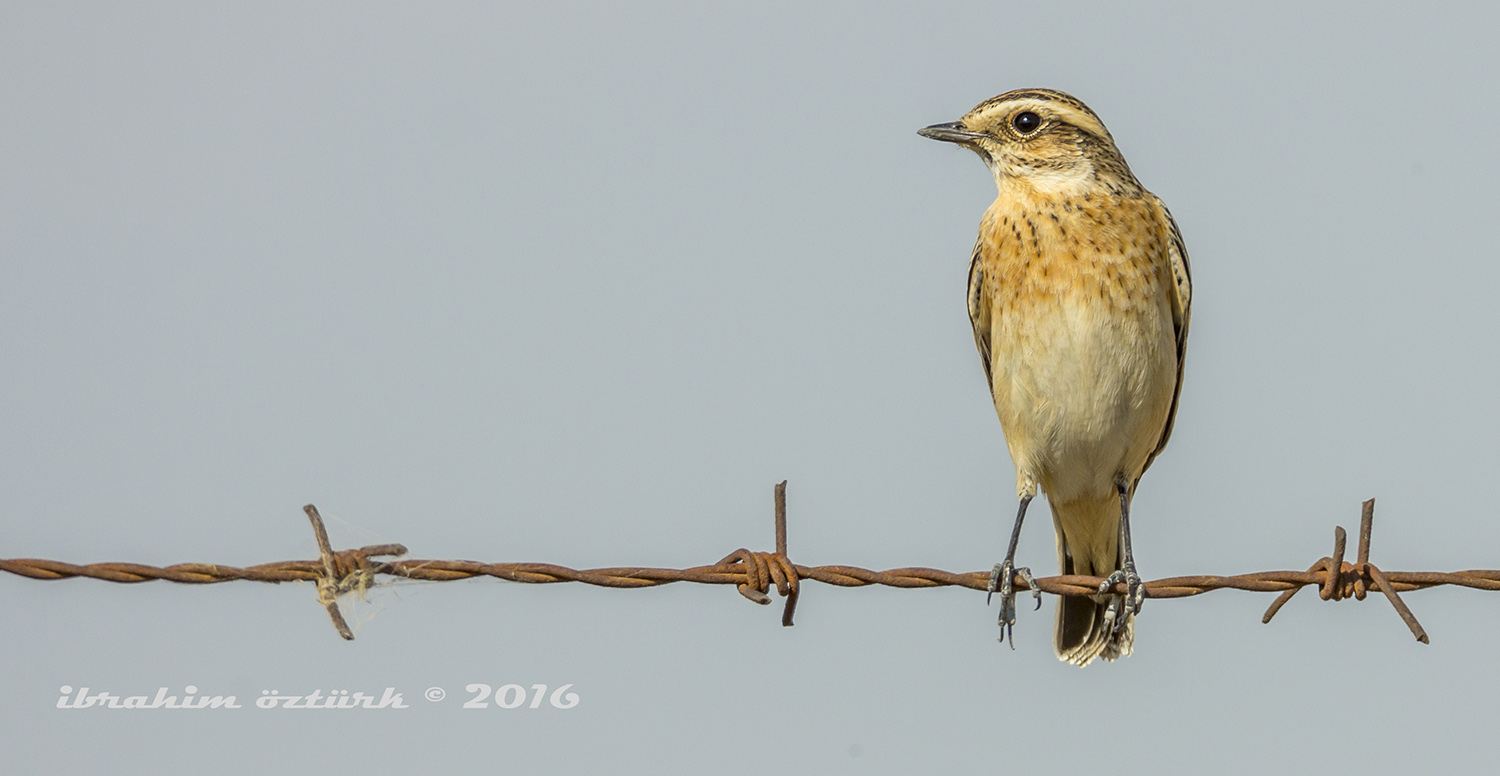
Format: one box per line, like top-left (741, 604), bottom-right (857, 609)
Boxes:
top-left (988, 560), bottom-right (1041, 647)
top-left (1098, 563), bottom-right (1144, 635)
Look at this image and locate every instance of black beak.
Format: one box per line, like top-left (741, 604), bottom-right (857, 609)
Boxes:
top-left (918, 121), bottom-right (985, 144)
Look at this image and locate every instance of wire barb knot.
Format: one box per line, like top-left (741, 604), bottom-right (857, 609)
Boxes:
top-left (719, 548), bottom-right (800, 626)
top-left (1317, 556), bottom-right (1374, 602)
top-left (314, 548), bottom-right (377, 604)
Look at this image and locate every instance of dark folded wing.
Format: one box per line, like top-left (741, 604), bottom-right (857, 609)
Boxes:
top-left (1141, 195), bottom-right (1192, 475)
top-left (966, 236), bottom-right (994, 390)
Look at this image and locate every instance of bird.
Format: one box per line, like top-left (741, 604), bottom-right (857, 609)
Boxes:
top-left (918, 89), bottom-right (1191, 666)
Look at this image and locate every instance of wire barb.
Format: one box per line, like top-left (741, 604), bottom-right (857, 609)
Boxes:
top-left (2, 489), bottom-right (1489, 643)
top-left (1259, 499), bottom-right (1429, 643)
top-left (303, 504), bottom-right (408, 640)
top-left (711, 481), bottom-right (798, 625)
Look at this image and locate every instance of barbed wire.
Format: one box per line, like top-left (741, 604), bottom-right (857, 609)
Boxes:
top-left (4, 482), bottom-right (1496, 641)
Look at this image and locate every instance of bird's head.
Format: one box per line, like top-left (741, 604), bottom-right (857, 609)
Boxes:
top-left (919, 88), bottom-right (1136, 195)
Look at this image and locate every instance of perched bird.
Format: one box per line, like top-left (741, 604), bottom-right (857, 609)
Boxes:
top-left (919, 89), bottom-right (1191, 665)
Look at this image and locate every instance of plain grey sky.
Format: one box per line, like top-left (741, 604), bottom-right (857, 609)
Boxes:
top-left (4, 1), bottom-right (1499, 771)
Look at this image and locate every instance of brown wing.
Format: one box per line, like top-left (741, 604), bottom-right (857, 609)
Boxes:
top-left (1140, 195), bottom-right (1192, 475)
top-left (966, 236), bottom-right (994, 390)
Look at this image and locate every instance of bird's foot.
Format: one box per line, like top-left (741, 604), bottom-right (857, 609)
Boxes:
top-left (1098, 563), bottom-right (1144, 635)
top-left (988, 559), bottom-right (1041, 648)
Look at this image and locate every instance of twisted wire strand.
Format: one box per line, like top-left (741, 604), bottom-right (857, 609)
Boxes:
top-left (8, 555), bottom-right (1498, 594)
top-left (1, 492), bottom-right (1487, 642)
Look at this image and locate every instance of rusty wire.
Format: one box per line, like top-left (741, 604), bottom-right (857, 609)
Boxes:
top-left (3, 483), bottom-right (1496, 641)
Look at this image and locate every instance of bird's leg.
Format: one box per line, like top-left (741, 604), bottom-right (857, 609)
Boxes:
top-left (1099, 480), bottom-right (1144, 635)
top-left (988, 492), bottom-right (1041, 647)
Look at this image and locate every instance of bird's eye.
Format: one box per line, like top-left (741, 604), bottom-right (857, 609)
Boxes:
top-left (1012, 111), bottom-right (1042, 134)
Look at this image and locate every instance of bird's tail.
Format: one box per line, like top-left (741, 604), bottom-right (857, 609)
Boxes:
top-left (1049, 496), bottom-right (1133, 666)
